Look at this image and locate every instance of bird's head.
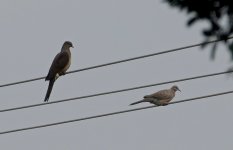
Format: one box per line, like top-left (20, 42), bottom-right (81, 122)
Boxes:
top-left (64, 41), bottom-right (74, 48)
top-left (171, 85), bottom-right (181, 92)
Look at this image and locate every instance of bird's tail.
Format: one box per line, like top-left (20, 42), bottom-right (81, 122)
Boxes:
top-left (44, 79), bottom-right (55, 102)
top-left (129, 100), bottom-right (145, 105)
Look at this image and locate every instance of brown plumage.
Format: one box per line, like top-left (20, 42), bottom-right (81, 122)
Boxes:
top-left (130, 85), bottom-right (180, 106)
top-left (44, 41), bottom-right (73, 102)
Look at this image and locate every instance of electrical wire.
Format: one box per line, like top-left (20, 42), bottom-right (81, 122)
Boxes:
top-left (0, 70), bottom-right (232, 113)
top-left (1, 37), bottom-right (232, 88)
top-left (0, 89), bottom-right (232, 135)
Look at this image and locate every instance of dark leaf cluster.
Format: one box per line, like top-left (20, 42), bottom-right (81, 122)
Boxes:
top-left (164, 0), bottom-right (233, 59)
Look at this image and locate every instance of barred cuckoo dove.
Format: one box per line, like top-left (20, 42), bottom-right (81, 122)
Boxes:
top-left (130, 85), bottom-right (180, 106)
top-left (44, 41), bottom-right (73, 102)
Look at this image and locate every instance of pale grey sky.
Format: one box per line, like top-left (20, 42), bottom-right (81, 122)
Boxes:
top-left (0, 0), bottom-right (233, 150)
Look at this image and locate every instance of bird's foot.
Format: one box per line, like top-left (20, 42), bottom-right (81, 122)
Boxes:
top-left (59, 72), bottom-right (66, 76)
top-left (161, 103), bottom-right (169, 106)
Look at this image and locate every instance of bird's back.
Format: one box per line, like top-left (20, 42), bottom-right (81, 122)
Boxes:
top-left (144, 89), bottom-right (175, 100)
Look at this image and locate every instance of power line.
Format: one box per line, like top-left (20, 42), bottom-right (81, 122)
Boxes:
top-left (0, 90), bottom-right (232, 135)
top-left (1, 37), bottom-right (233, 88)
top-left (0, 70), bottom-right (232, 113)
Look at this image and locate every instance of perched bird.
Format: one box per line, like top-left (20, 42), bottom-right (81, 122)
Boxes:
top-left (44, 41), bottom-right (73, 102)
top-left (130, 85), bottom-right (180, 106)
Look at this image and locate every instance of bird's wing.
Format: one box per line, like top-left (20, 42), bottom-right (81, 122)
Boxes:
top-left (52, 51), bottom-right (69, 70)
top-left (146, 89), bottom-right (172, 99)
top-left (46, 52), bottom-right (69, 80)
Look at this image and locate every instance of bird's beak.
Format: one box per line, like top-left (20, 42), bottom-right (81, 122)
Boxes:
top-left (178, 88), bottom-right (181, 92)
top-left (72, 46), bottom-right (74, 48)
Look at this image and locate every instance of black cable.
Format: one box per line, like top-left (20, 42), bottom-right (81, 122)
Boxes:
top-left (1, 37), bottom-right (232, 88)
top-left (0, 70), bottom-right (232, 113)
top-left (0, 90), bottom-right (232, 135)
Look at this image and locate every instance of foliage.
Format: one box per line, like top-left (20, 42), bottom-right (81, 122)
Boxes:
top-left (164, 0), bottom-right (233, 59)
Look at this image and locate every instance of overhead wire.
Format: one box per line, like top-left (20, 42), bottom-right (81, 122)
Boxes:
top-left (0, 37), bottom-right (233, 88)
top-left (0, 89), bottom-right (232, 135)
top-left (0, 70), bottom-right (232, 113)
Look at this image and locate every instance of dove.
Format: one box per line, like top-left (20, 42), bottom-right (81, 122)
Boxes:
top-left (130, 85), bottom-right (180, 106)
top-left (44, 41), bottom-right (73, 102)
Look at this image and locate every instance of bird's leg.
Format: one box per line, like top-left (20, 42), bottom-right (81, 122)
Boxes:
top-left (161, 102), bottom-right (169, 106)
top-left (59, 71), bottom-right (66, 76)
top-left (153, 103), bottom-right (159, 106)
